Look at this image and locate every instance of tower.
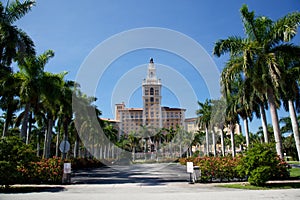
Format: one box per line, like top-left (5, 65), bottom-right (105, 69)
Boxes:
top-left (142, 58), bottom-right (162, 128)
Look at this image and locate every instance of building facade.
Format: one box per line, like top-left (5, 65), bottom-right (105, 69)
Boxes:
top-left (115, 58), bottom-right (186, 136)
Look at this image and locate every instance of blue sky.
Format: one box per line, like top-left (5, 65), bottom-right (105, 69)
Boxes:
top-left (11, 0), bottom-right (300, 134)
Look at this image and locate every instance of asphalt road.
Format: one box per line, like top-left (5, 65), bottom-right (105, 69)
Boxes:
top-left (1, 163), bottom-right (300, 200)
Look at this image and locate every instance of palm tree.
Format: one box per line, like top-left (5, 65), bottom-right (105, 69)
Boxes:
top-left (213, 5), bottom-right (300, 158)
top-left (277, 55), bottom-right (300, 161)
top-left (128, 131), bottom-right (141, 161)
top-left (221, 57), bottom-right (253, 148)
top-left (211, 98), bottom-right (227, 156)
top-left (196, 99), bottom-right (212, 156)
top-left (40, 72), bottom-right (65, 158)
top-left (0, 72), bottom-right (19, 137)
top-left (16, 50), bottom-right (55, 143)
top-left (57, 80), bottom-right (76, 159)
top-left (191, 130), bottom-right (205, 155)
top-left (224, 93), bottom-right (239, 158)
top-left (0, 0), bottom-right (35, 68)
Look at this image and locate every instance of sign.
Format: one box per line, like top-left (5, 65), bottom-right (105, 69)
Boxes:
top-left (64, 163), bottom-right (71, 174)
top-left (59, 140), bottom-right (70, 153)
top-left (187, 162), bottom-right (194, 173)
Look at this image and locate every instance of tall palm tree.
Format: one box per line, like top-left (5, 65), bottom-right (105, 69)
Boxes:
top-left (0, 0), bottom-right (35, 69)
top-left (40, 72), bottom-right (65, 158)
top-left (16, 50), bottom-right (55, 143)
top-left (57, 80), bottom-right (77, 159)
top-left (210, 98), bottom-right (227, 156)
top-left (213, 5), bottom-right (300, 158)
top-left (278, 56), bottom-right (300, 161)
top-left (221, 57), bottom-right (253, 148)
top-left (128, 131), bottom-right (141, 161)
top-left (0, 72), bottom-right (19, 137)
top-left (196, 99), bottom-right (212, 156)
top-left (222, 78), bottom-right (240, 158)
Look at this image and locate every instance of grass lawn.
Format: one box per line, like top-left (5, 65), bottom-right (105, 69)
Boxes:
top-left (287, 161), bottom-right (300, 165)
top-left (217, 182), bottom-right (300, 190)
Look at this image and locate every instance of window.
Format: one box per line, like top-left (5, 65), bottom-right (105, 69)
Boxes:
top-left (150, 72), bottom-right (154, 78)
top-left (150, 88), bottom-right (154, 95)
top-left (150, 97), bottom-right (154, 102)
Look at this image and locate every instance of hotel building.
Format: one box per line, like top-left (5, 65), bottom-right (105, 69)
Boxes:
top-left (115, 58), bottom-right (186, 136)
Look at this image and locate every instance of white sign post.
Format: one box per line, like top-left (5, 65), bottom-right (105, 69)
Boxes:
top-left (62, 163), bottom-right (71, 184)
top-left (187, 162), bottom-right (194, 184)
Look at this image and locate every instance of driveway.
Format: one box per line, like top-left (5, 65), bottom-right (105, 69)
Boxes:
top-left (71, 162), bottom-right (189, 185)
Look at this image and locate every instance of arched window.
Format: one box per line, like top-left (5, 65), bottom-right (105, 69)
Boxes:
top-left (150, 72), bottom-right (154, 78)
top-left (150, 88), bottom-right (154, 95)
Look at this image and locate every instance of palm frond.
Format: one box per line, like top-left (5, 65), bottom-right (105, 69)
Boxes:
top-left (6, 0), bottom-right (35, 23)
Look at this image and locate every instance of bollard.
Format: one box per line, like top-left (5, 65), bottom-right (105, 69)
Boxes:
top-left (62, 162), bottom-right (71, 184)
top-left (186, 162), bottom-right (194, 184)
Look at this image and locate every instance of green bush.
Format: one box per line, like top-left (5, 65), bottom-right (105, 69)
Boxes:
top-left (248, 166), bottom-right (272, 186)
top-left (236, 143), bottom-right (290, 186)
top-left (0, 137), bottom-right (37, 187)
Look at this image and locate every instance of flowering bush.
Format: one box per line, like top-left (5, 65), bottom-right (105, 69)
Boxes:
top-left (18, 157), bottom-right (64, 184)
top-left (179, 156), bottom-right (242, 183)
top-left (0, 137), bottom-right (37, 188)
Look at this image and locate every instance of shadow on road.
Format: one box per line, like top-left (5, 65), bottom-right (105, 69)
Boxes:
top-left (71, 163), bottom-right (188, 186)
top-left (0, 186), bottom-right (65, 194)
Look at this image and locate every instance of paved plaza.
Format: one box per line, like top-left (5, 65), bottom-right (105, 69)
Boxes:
top-left (1, 163), bottom-right (300, 200)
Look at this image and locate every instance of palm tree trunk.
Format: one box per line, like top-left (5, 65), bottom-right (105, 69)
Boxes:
top-left (26, 112), bottom-right (33, 145)
top-left (288, 100), bottom-right (300, 161)
top-left (2, 106), bottom-right (13, 137)
top-left (260, 104), bottom-right (269, 143)
top-left (205, 126), bottom-right (209, 156)
top-left (21, 102), bottom-right (30, 142)
top-left (267, 89), bottom-right (283, 158)
top-left (36, 132), bottom-right (40, 157)
top-left (212, 130), bottom-right (216, 157)
top-left (2, 119), bottom-right (9, 138)
top-left (243, 118), bottom-right (250, 147)
top-left (55, 123), bottom-right (60, 157)
top-left (230, 123), bottom-right (236, 158)
top-left (74, 133), bottom-right (80, 158)
top-left (220, 128), bottom-right (225, 156)
top-left (44, 118), bottom-right (53, 159)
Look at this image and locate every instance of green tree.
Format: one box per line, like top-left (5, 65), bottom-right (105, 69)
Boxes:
top-left (196, 99), bottom-right (212, 156)
top-left (210, 98), bottom-right (227, 156)
top-left (0, 136), bottom-right (37, 188)
top-left (214, 5), bottom-right (300, 158)
top-left (236, 143), bottom-right (290, 186)
top-left (0, 0), bottom-right (35, 68)
top-left (16, 50), bottom-right (55, 143)
top-left (278, 57), bottom-right (300, 161)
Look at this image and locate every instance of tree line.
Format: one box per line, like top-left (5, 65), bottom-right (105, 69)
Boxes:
top-left (196, 5), bottom-right (300, 161)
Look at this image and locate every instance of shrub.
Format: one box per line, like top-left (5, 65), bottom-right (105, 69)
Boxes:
top-left (18, 157), bottom-right (64, 184)
top-left (179, 156), bottom-right (243, 183)
top-left (248, 166), bottom-right (272, 186)
top-left (236, 143), bottom-right (290, 186)
top-left (0, 137), bottom-right (37, 187)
